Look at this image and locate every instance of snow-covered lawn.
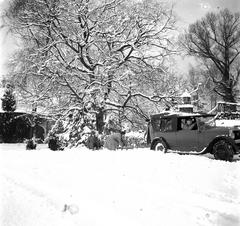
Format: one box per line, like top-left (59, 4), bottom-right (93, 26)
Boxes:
top-left (1, 144), bottom-right (240, 226)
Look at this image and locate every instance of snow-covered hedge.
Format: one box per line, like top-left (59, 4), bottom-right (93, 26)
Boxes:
top-left (124, 131), bottom-right (148, 149)
top-left (46, 109), bottom-right (104, 149)
top-left (46, 108), bottom-right (148, 150)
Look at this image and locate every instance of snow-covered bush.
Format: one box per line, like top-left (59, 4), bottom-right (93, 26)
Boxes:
top-left (26, 139), bottom-right (37, 150)
top-left (46, 109), bottom-right (103, 149)
top-left (50, 119), bottom-right (65, 134)
top-left (45, 118), bottom-right (66, 150)
top-left (103, 113), bottom-right (122, 135)
top-left (48, 134), bottom-right (64, 151)
top-left (47, 108), bottom-right (148, 150)
top-left (85, 131), bottom-right (103, 150)
top-left (124, 130), bottom-right (148, 149)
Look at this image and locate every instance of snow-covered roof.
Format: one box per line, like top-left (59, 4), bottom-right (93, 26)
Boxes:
top-left (180, 90), bottom-right (191, 98)
top-left (178, 104), bottom-right (194, 108)
top-left (217, 101), bottom-right (240, 106)
top-left (150, 111), bottom-right (203, 118)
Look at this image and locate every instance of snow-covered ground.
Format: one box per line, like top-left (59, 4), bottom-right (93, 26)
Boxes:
top-left (1, 144), bottom-right (240, 226)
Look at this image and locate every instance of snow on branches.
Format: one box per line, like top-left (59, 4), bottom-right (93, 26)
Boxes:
top-left (3, 0), bottom-right (180, 120)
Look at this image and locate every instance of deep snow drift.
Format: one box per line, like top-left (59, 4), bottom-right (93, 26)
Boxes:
top-left (1, 144), bottom-right (240, 226)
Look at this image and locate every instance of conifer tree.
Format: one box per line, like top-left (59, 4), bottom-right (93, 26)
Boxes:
top-left (1, 88), bottom-right (17, 112)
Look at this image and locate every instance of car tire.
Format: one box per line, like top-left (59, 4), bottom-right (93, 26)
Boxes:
top-left (153, 140), bottom-right (168, 153)
top-left (213, 140), bottom-right (234, 162)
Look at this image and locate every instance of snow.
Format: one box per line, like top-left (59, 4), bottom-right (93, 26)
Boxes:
top-left (216, 120), bottom-right (240, 127)
top-left (178, 104), bottom-right (194, 108)
top-left (181, 90), bottom-right (191, 98)
top-left (125, 131), bottom-right (145, 139)
top-left (1, 144), bottom-right (240, 226)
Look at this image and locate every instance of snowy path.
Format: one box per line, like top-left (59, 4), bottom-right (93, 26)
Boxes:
top-left (1, 144), bottom-right (240, 226)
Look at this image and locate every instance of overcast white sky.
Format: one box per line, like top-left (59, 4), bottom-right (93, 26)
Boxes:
top-left (175, 0), bottom-right (239, 27)
top-left (0, 0), bottom-right (239, 80)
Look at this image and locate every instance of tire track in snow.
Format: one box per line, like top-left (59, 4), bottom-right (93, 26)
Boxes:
top-left (2, 173), bottom-right (65, 212)
top-left (1, 174), bottom-right (83, 226)
top-left (1, 172), bottom-right (141, 226)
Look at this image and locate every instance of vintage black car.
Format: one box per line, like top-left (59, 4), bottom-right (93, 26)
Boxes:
top-left (147, 112), bottom-right (240, 161)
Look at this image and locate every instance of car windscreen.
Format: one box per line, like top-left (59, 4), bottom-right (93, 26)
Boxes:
top-left (197, 116), bottom-right (216, 128)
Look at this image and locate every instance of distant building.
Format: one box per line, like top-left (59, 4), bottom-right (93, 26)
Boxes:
top-left (178, 90), bottom-right (194, 113)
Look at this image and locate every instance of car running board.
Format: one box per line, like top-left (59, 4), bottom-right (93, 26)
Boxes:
top-left (166, 148), bottom-right (209, 155)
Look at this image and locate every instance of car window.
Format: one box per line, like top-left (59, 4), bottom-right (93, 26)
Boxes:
top-left (151, 118), bottom-right (173, 132)
top-left (178, 118), bottom-right (198, 130)
top-left (151, 118), bottom-right (161, 131)
top-left (160, 118), bottom-right (173, 131)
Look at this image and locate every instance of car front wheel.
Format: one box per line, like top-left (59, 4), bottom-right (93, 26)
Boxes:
top-left (212, 140), bottom-right (234, 162)
top-left (153, 140), bottom-right (168, 153)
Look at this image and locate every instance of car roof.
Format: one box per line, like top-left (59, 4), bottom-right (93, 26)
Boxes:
top-left (150, 111), bottom-right (215, 119)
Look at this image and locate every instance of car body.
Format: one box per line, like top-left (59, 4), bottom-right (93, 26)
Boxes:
top-left (147, 111), bottom-right (240, 161)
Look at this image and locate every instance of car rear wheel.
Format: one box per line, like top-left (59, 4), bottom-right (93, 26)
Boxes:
top-left (213, 140), bottom-right (234, 162)
top-left (153, 140), bottom-right (167, 153)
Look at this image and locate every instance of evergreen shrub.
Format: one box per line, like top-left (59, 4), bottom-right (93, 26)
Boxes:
top-left (26, 139), bottom-right (37, 150)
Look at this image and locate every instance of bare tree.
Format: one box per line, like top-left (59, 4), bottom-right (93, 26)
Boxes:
top-left (182, 9), bottom-right (240, 102)
top-left (3, 0), bottom-right (179, 128)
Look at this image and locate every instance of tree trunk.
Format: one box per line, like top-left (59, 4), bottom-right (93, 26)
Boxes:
top-left (222, 84), bottom-right (235, 103)
top-left (96, 107), bottom-right (105, 134)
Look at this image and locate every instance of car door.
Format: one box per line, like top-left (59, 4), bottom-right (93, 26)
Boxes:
top-left (159, 117), bottom-right (178, 150)
top-left (176, 118), bottom-right (198, 152)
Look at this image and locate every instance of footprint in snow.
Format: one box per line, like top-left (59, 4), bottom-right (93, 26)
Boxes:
top-left (63, 204), bottom-right (79, 214)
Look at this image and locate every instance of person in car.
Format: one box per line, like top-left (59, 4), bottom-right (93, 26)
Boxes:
top-left (182, 118), bottom-right (197, 130)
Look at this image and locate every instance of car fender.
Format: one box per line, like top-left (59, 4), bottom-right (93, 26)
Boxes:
top-left (150, 137), bottom-right (169, 150)
top-left (206, 135), bottom-right (238, 154)
top-left (146, 126), bottom-right (151, 145)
